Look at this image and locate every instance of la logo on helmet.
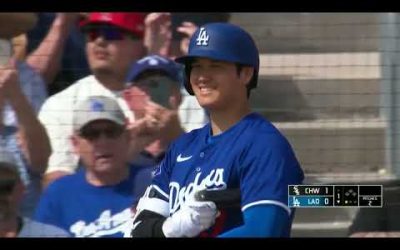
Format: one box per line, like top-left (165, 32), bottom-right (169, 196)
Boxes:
top-left (196, 27), bottom-right (209, 46)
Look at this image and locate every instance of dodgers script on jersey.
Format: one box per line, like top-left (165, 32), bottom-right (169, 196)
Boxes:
top-left (152, 113), bottom-right (304, 237)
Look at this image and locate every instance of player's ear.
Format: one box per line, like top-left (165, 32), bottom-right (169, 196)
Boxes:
top-left (239, 66), bottom-right (254, 87)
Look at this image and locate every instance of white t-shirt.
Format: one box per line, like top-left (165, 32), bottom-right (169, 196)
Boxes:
top-left (39, 75), bottom-right (134, 174)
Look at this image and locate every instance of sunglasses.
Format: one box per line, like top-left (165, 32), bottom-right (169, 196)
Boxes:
top-left (79, 126), bottom-right (124, 141)
top-left (84, 26), bottom-right (137, 42)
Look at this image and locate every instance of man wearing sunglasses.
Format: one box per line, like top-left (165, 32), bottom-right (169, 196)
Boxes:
top-left (38, 13), bottom-right (152, 189)
top-left (34, 96), bottom-right (153, 237)
top-left (0, 146), bottom-right (69, 237)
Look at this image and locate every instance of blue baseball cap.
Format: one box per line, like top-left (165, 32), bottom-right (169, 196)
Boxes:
top-left (126, 55), bottom-right (182, 84)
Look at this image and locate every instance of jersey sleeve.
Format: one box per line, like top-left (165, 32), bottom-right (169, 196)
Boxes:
top-left (218, 204), bottom-right (290, 237)
top-left (238, 133), bottom-right (304, 215)
top-left (151, 144), bottom-right (176, 201)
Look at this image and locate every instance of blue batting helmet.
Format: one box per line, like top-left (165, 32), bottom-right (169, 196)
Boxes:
top-left (175, 22), bottom-right (259, 95)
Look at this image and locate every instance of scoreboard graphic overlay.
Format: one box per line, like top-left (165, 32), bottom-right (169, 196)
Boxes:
top-left (288, 185), bottom-right (382, 208)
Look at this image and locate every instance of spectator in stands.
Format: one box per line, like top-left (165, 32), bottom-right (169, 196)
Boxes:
top-left (0, 146), bottom-right (69, 237)
top-left (34, 96), bottom-right (153, 237)
top-left (124, 54), bottom-right (207, 168)
top-left (144, 13), bottom-right (231, 59)
top-left (26, 13), bottom-right (90, 94)
top-left (0, 13), bottom-right (51, 218)
top-left (170, 13), bottom-right (231, 58)
top-left (38, 12), bottom-right (151, 188)
top-left (142, 13), bottom-right (208, 131)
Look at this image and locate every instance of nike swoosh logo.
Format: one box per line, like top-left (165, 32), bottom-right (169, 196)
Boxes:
top-left (177, 154), bottom-right (193, 162)
top-left (132, 220), bottom-right (142, 231)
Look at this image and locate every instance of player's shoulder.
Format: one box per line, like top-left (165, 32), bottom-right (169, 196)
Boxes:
top-left (243, 113), bottom-right (285, 137)
top-left (172, 123), bottom-right (208, 147)
top-left (242, 113), bottom-right (293, 148)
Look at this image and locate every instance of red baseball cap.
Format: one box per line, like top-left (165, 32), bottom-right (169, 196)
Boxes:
top-left (80, 12), bottom-right (145, 38)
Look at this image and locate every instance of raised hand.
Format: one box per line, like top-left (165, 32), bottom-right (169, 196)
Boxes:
top-left (144, 99), bottom-right (183, 144)
top-left (176, 21), bottom-right (198, 55)
top-left (144, 13), bottom-right (172, 57)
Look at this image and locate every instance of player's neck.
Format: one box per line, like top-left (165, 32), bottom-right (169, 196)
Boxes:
top-left (209, 104), bottom-right (251, 136)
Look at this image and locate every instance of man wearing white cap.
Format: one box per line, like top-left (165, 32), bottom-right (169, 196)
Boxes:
top-left (34, 96), bottom-right (153, 237)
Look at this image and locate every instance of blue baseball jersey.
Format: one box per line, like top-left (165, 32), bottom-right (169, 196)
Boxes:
top-left (34, 165), bottom-right (153, 237)
top-left (152, 113), bottom-right (304, 236)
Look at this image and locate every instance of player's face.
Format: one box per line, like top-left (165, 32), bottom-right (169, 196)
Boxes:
top-left (189, 58), bottom-right (249, 111)
top-left (85, 25), bottom-right (145, 80)
top-left (73, 120), bottom-right (130, 174)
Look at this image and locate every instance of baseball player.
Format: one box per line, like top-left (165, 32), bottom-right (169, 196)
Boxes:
top-left (130, 23), bottom-right (304, 238)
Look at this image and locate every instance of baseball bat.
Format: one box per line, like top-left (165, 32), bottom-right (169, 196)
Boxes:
top-left (194, 189), bottom-right (241, 209)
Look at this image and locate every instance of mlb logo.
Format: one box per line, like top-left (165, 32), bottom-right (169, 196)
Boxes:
top-left (90, 100), bottom-right (105, 112)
